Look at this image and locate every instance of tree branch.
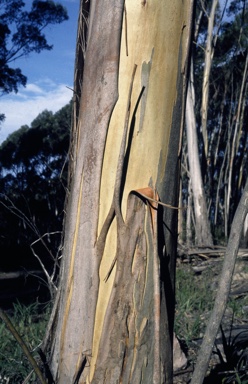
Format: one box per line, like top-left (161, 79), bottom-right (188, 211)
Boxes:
top-left (190, 178), bottom-right (248, 384)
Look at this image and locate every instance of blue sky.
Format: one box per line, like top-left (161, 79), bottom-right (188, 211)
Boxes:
top-left (0, 0), bottom-right (80, 143)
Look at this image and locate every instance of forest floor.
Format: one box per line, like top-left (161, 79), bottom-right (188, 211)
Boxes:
top-left (174, 246), bottom-right (248, 384)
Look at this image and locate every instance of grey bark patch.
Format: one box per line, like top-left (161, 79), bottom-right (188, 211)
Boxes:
top-left (138, 48), bottom-right (154, 134)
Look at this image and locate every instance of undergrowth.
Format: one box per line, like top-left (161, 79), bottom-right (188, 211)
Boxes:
top-left (175, 262), bottom-right (248, 383)
top-left (175, 264), bottom-right (214, 343)
top-left (0, 300), bottom-right (50, 383)
top-left (1, 263), bottom-right (248, 383)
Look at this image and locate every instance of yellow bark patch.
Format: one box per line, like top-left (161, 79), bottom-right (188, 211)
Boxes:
top-left (89, 0), bottom-right (192, 381)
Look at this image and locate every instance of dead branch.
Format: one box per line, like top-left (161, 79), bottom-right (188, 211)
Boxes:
top-left (190, 178), bottom-right (248, 384)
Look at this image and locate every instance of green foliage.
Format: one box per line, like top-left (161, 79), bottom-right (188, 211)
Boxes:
top-left (0, 0), bottom-right (68, 95)
top-left (207, 324), bottom-right (248, 384)
top-left (0, 101), bottom-right (71, 273)
top-left (0, 114), bottom-right (5, 126)
top-left (0, 301), bottom-right (50, 382)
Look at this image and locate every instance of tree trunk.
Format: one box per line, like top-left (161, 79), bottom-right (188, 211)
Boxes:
top-left (201, 0), bottom-right (219, 159)
top-left (44, 1), bottom-right (194, 383)
top-left (191, 177), bottom-right (248, 384)
top-left (226, 52), bottom-right (248, 229)
top-left (186, 179), bottom-right (194, 247)
top-left (186, 63), bottom-right (213, 247)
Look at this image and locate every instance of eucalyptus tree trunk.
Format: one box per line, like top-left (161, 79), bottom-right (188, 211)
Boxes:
top-left (226, 52), bottom-right (248, 229)
top-left (44, 1), bottom-right (194, 383)
top-left (201, 0), bottom-right (219, 159)
top-left (186, 63), bottom-right (213, 247)
top-left (186, 180), bottom-right (194, 247)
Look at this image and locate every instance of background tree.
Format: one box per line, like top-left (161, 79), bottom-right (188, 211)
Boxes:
top-left (185, 60), bottom-right (213, 247)
top-left (181, 0), bottom-right (248, 245)
top-left (0, 102), bottom-right (71, 297)
top-left (0, 0), bottom-right (68, 95)
top-left (43, 0), bottom-right (194, 383)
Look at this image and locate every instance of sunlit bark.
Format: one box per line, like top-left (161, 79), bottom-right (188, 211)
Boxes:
top-left (45, 1), bottom-right (194, 383)
top-left (201, 0), bottom-right (219, 158)
top-left (186, 62), bottom-right (213, 247)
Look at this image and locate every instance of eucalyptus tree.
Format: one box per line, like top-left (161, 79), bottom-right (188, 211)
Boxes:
top-left (182, 0), bottom-right (220, 247)
top-left (0, 0), bottom-right (68, 95)
top-left (205, 0), bottom-right (248, 238)
top-left (185, 61), bottom-right (213, 246)
top-left (183, 0), bottom-right (248, 244)
top-left (0, 0), bottom-right (68, 126)
top-left (0, 103), bottom-right (71, 277)
top-left (42, 0), bottom-right (195, 383)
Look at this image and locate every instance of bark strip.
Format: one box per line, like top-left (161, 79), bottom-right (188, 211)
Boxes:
top-left (92, 188), bottom-right (162, 384)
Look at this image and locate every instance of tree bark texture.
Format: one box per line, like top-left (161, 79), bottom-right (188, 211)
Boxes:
top-left (201, 0), bottom-right (219, 159)
top-left (186, 63), bottom-right (213, 247)
top-left (226, 52), bottom-right (248, 229)
top-left (46, 1), bottom-right (194, 383)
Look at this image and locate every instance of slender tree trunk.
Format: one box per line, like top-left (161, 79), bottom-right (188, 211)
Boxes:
top-left (226, 52), bottom-right (248, 228)
top-left (223, 80), bottom-right (234, 238)
top-left (242, 214), bottom-right (248, 248)
top-left (201, 0), bottom-right (219, 158)
top-left (186, 179), bottom-right (193, 247)
top-left (178, 179), bottom-right (184, 246)
top-left (44, 1), bottom-right (194, 383)
top-left (186, 62), bottom-right (213, 247)
top-left (191, 178), bottom-right (248, 384)
top-left (214, 144), bottom-right (227, 228)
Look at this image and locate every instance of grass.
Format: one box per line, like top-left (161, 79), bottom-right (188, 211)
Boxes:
top-left (175, 264), bottom-right (215, 343)
top-left (1, 262), bottom-right (248, 383)
top-left (175, 261), bottom-right (248, 383)
top-left (175, 262), bottom-right (248, 341)
top-left (0, 300), bottom-right (50, 383)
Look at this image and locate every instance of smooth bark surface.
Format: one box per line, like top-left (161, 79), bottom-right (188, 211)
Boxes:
top-left (226, 52), bottom-right (248, 227)
top-left (201, 0), bottom-right (219, 158)
top-left (186, 64), bottom-right (213, 247)
top-left (46, 1), bottom-right (194, 383)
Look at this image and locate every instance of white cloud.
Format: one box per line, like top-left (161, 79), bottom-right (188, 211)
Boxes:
top-left (24, 83), bottom-right (46, 94)
top-left (0, 81), bottom-right (73, 143)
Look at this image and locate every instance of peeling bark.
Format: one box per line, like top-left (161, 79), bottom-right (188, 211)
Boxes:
top-left (92, 188), bottom-right (160, 384)
top-left (46, 1), bottom-right (194, 383)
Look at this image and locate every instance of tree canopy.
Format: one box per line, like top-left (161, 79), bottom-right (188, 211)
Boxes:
top-left (0, 101), bottom-right (71, 273)
top-left (0, 0), bottom-right (68, 95)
